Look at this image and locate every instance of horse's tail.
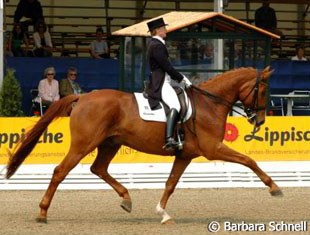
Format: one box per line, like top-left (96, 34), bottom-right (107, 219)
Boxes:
top-left (5, 95), bottom-right (80, 179)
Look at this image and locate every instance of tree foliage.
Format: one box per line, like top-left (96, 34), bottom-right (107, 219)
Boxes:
top-left (0, 68), bottom-right (24, 116)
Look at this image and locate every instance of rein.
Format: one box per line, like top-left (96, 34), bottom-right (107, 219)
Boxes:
top-left (190, 85), bottom-right (247, 118)
top-left (186, 73), bottom-right (269, 137)
top-left (190, 75), bottom-right (269, 119)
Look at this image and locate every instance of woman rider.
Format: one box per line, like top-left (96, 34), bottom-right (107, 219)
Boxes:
top-left (146, 18), bottom-right (192, 150)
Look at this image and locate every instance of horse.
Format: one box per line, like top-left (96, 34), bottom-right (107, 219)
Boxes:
top-left (5, 66), bottom-right (283, 224)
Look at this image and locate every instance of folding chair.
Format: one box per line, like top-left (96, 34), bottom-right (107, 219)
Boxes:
top-left (290, 90), bottom-right (310, 115)
top-left (30, 89), bottom-right (45, 116)
top-left (269, 97), bottom-right (284, 116)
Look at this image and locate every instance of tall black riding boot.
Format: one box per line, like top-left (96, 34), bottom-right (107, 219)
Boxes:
top-left (163, 108), bottom-right (179, 150)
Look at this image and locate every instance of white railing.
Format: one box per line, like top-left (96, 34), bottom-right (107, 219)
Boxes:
top-left (1, 161), bottom-right (310, 190)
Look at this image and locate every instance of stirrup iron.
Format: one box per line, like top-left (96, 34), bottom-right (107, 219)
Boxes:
top-left (163, 137), bottom-right (179, 150)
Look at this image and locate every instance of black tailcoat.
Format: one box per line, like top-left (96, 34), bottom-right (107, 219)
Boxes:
top-left (146, 38), bottom-right (183, 109)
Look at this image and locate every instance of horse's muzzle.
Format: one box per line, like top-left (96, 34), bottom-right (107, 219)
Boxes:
top-left (247, 114), bottom-right (265, 127)
top-left (256, 119), bottom-right (265, 127)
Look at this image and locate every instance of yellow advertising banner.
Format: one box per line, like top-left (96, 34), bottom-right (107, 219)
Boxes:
top-left (0, 117), bottom-right (309, 165)
top-left (224, 117), bottom-right (310, 161)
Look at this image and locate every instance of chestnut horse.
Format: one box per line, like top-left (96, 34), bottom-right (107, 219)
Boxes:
top-left (5, 66), bottom-right (282, 224)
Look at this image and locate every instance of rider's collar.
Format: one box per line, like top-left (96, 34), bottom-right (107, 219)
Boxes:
top-left (153, 36), bottom-right (165, 45)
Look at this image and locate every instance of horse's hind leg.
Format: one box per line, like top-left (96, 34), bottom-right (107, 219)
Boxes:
top-left (156, 157), bottom-right (191, 224)
top-left (207, 142), bottom-right (282, 196)
top-left (36, 147), bottom-right (92, 223)
top-left (90, 139), bottom-right (132, 213)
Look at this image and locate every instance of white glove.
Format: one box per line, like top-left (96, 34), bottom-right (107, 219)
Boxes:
top-left (182, 76), bottom-right (192, 88)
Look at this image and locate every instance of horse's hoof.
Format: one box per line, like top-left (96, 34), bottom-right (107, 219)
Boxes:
top-left (270, 189), bottom-right (284, 197)
top-left (161, 218), bottom-right (175, 225)
top-left (36, 216), bottom-right (47, 223)
top-left (120, 199), bottom-right (132, 213)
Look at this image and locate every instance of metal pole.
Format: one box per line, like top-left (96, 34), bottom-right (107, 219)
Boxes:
top-left (105, 0), bottom-right (110, 34)
top-left (0, 0), bottom-right (3, 89)
top-left (213, 0), bottom-right (224, 73)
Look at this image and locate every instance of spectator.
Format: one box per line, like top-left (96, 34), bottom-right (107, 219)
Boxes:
top-left (255, 0), bottom-right (282, 35)
top-left (199, 42), bottom-right (214, 63)
top-left (59, 67), bottom-right (84, 97)
top-left (90, 27), bottom-right (109, 59)
top-left (33, 20), bottom-right (53, 57)
top-left (8, 22), bottom-right (30, 57)
top-left (14, 0), bottom-right (44, 36)
top-left (36, 67), bottom-right (60, 109)
top-left (291, 46), bottom-right (307, 61)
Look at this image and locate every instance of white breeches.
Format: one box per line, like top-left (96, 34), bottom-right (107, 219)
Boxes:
top-left (161, 73), bottom-right (181, 112)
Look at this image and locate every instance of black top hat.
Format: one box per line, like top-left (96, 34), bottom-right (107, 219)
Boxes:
top-left (147, 18), bottom-right (168, 32)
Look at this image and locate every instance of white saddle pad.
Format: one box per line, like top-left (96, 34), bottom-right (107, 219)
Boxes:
top-left (134, 92), bottom-right (192, 122)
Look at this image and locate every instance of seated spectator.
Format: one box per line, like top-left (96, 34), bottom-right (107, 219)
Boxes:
top-left (291, 46), bottom-right (307, 61)
top-left (255, 0), bottom-right (282, 35)
top-left (36, 67), bottom-right (59, 109)
top-left (199, 42), bottom-right (214, 63)
top-left (59, 67), bottom-right (84, 97)
top-left (8, 23), bottom-right (30, 57)
top-left (90, 27), bottom-right (109, 59)
top-left (33, 20), bottom-right (53, 57)
top-left (14, 0), bottom-right (44, 36)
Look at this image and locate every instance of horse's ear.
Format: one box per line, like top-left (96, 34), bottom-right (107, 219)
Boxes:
top-left (263, 66), bottom-right (271, 72)
top-left (262, 69), bottom-right (274, 81)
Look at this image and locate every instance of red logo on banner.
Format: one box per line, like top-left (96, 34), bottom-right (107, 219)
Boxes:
top-left (224, 123), bottom-right (239, 142)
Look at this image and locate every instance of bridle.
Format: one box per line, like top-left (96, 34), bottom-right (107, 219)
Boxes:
top-left (239, 75), bottom-right (269, 122)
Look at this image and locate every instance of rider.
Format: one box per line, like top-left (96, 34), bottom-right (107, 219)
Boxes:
top-left (146, 18), bottom-right (192, 150)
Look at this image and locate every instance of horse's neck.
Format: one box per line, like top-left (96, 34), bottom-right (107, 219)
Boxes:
top-left (193, 68), bottom-right (256, 125)
top-left (199, 77), bottom-right (240, 104)
top-left (191, 83), bottom-right (233, 118)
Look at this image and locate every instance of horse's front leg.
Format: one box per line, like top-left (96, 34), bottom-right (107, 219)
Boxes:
top-left (206, 142), bottom-right (283, 196)
top-left (156, 157), bottom-right (191, 224)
